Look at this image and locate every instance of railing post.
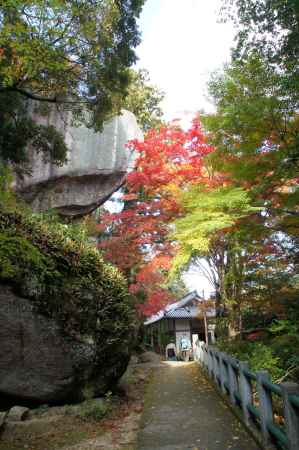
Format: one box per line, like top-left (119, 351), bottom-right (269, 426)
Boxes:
top-left (201, 343), bottom-right (204, 366)
top-left (227, 356), bottom-right (238, 405)
top-left (202, 343), bottom-right (206, 365)
top-left (203, 344), bottom-right (208, 369)
top-left (219, 352), bottom-right (227, 395)
top-left (202, 343), bottom-right (206, 367)
top-left (215, 352), bottom-right (221, 385)
top-left (207, 348), bottom-right (213, 376)
top-left (206, 346), bottom-right (210, 370)
top-left (210, 348), bottom-right (214, 377)
top-left (239, 361), bottom-right (252, 426)
top-left (256, 371), bottom-right (274, 447)
top-left (281, 382), bottom-right (299, 450)
top-left (211, 349), bottom-right (217, 382)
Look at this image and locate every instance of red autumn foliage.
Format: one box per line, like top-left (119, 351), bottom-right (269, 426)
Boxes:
top-left (98, 119), bottom-right (214, 316)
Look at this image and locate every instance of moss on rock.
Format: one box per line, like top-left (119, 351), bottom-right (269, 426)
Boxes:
top-left (0, 204), bottom-right (136, 403)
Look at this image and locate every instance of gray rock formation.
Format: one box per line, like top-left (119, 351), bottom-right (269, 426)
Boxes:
top-left (7, 406), bottom-right (29, 422)
top-left (14, 108), bottom-right (142, 217)
top-left (0, 286), bottom-right (130, 405)
top-left (0, 411), bottom-right (7, 429)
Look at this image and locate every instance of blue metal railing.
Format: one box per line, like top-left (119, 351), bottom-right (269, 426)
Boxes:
top-left (194, 341), bottom-right (299, 450)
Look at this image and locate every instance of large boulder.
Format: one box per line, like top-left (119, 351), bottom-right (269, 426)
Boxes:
top-left (14, 108), bottom-right (142, 217)
top-left (0, 285), bottom-right (131, 405)
top-left (0, 208), bottom-right (135, 406)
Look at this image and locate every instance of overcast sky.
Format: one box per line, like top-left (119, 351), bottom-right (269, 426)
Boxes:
top-left (136, 0), bottom-right (235, 120)
top-left (135, 0), bottom-right (235, 296)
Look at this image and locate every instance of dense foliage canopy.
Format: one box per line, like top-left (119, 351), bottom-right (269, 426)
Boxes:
top-left (123, 68), bottom-right (165, 131)
top-left (99, 4), bottom-right (298, 380)
top-left (221, 0), bottom-right (299, 71)
top-left (0, 0), bottom-right (144, 165)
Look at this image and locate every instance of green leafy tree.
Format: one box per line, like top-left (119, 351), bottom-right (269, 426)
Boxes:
top-left (217, 5), bottom-right (299, 224)
top-left (170, 185), bottom-right (260, 336)
top-left (197, 51), bottom-right (299, 337)
top-left (165, 52), bottom-right (298, 338)
top-left (0, 0), bottom-right (144, 165)
top-left (0, 92), bottom-right (68, 166)
top-left (123, 68), bottom-right (165, 131)
top-left (203, 54), bottom-right (299, 223)
top-left (221, 0), bottom-right (299, 71)
top-left (172, 186), bottom-right (258, 260)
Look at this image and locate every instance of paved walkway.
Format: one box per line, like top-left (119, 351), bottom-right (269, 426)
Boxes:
top-left (137, 361), bottom-right (260, 450)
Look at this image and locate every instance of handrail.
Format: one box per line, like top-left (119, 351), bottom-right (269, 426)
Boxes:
top-left (243, 367), bottom-right (257, 381)
top-left (267, 422), bottom-right (289, 448)
top-left (262, 379), bottom-right (282, 397)
top-left (289, 395), bottom-right (299, 409)
top-left (247, 403), bottom-right (261, 420)
top-left (194, 341), bottom-right (299, 450)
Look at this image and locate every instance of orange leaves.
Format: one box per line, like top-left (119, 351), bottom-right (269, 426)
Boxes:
top-left (122, 193), bottom-right (138, 201)
top-left (150, 254), bottom-right (172, 271)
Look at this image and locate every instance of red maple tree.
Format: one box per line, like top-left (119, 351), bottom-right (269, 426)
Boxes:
top-left (98, 119), bottom-right (214, 316)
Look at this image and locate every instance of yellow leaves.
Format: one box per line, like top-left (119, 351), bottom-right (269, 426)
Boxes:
top-left (164, 182), bottom-right (182, 198)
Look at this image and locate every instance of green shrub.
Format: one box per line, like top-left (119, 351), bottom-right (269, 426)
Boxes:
top-left (0, 201), bottom-right (136, 364)
top-left (217, 338), bottom-right (286, 380)
top-left (0, 231), bottom-right (52, 281)
top-left (271, 335), bottom-right (299, 367)
top-left (0, 165), bottom-right (19, 210)
top-left (249, 343), bottom-right (284, 381)
top-left (76, 399), bottom-right (109, 421)
top-left (269, 320), bottom-right (299, 382)
top-left (216, 338), bottom-right (253, 362)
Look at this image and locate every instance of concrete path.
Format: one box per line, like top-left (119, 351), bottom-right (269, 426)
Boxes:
top-left (137, 361), bottom-right (260, 450)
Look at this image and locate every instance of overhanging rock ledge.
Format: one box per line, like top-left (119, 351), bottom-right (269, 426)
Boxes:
top-left (14, 108), bottom-right (143, 218)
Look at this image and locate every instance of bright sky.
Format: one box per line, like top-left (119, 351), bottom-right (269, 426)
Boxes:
top-left (135, 0), bottom-right (235, 296)
top-left (136, 0), bottom-right (235, 120)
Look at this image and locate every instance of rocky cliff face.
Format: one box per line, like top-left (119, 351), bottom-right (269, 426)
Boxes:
top-left (14, 108), bottom-right (142, 217)
top-left (0, 285), bottom-right (131, 405)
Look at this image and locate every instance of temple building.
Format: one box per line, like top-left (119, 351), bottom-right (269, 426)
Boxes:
top-left (144, 291), bottom-right (216, 355)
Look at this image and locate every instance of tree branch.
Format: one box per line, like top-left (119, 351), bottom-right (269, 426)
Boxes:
top-left (1, 86), bottom-right (58, 103)
top-left (0, 86), bottom-right (88, 105)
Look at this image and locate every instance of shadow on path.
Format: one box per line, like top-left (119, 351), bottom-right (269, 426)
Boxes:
top-left (137, 361), bottom-right (260, 450)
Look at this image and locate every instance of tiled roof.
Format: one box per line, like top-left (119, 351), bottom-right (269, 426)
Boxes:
top-left (164, 307), bottom-right (199, 319)
top-left (144, 290), bottom-right (216, 325)
top-left (145, 291), bottom-right (205, 325)
top-left (164, 291), bottom-right (199, 311)
top-left (144, 291), bottom-right (200, 325)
